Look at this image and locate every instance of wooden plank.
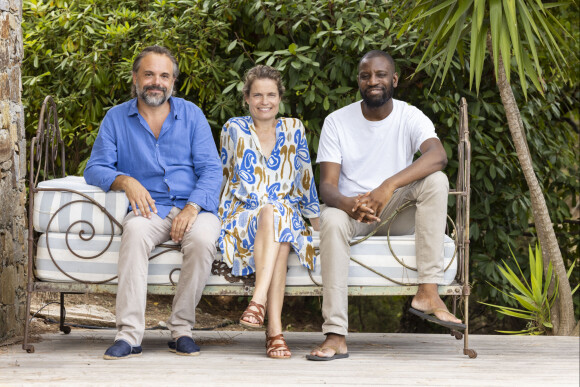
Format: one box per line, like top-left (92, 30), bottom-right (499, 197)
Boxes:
top-left (2, 331), bottom-right (578, 385)
top-left (33, 281), bottom-right (464, 296)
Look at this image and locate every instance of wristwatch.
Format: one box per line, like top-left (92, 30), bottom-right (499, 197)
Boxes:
top-left (186, 202), bottom-right (201, 213)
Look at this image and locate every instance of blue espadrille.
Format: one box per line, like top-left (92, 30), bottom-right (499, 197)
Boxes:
top-left (103, 339), bottom-right (142, 360)
top-left (167, 336), bottom-right (200, 356)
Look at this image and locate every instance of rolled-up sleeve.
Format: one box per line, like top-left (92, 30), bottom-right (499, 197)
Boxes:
top-left (83, 114), bottom-right (128, 191)
top-left (187, 110), bottom-right (222, 214)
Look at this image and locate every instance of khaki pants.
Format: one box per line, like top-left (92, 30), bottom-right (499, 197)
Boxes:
top-left (115, 207), bottom-right (221, 346)
top-left (320, 171), bottom-right (449, 336)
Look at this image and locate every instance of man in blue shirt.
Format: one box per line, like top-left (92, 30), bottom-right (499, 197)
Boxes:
top-left (84, 46), bottom-right (222, 360)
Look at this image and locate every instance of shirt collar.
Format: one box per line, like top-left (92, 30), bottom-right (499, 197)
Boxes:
top-left (128, 98), bottom-right (139, 116)
top-left (127, 97), bottom-right (180, 120)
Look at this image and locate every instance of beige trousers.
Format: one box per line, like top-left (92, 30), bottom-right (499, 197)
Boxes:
top-left (115, 207), bottom-right (221, 345)
top-left (319, 171), bottom-right (449, 336)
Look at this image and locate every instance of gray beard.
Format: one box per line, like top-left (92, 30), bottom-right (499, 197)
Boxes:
top-left (136, 83), bottom-right (172, 107)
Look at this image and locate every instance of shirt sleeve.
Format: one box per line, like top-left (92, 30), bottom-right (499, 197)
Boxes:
top-left (83, 113), bottom-right (128, 191)
top-left (186, 108), bottom-right (223, 213)
top-left (315, 114), bottom-right (342, 164)
top-left (295, 121), bottom-right (321, 218)
top-left (408, 105), bottom-right (438, 154)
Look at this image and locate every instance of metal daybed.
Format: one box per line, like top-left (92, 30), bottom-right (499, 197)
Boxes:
top-left (22, 95), bottom-right (476, 359)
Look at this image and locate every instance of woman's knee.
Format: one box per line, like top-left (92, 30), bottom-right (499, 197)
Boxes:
top-left (257, 204), bottom-right (275, 228)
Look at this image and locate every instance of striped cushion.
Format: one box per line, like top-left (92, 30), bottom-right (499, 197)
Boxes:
top-left (287, 234), bottom-right (457, 286)
top-left (35, 232), bottom-right (457, 286)
top-left (34, 176), bottom-right (129, 235)
top-left (35, 233), bottom-right (183, 285)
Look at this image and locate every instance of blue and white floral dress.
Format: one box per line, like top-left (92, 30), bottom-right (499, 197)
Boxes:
top-left (218, 116), bottom-right (320, 276)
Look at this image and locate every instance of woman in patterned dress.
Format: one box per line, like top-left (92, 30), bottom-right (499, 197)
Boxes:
top-left (218, 65), bottom-right (320, 359)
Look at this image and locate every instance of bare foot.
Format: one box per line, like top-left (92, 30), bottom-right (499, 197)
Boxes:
top-left (309, 333), bottom-right (348, 358)
top-left (411, 284), bottom-right (462, 324)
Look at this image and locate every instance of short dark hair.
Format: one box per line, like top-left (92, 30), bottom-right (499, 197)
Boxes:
top-left (358, 50), bottom-right (395, 72)
top-left (131, 45), bottom-right (179, 98)
top-left (242, 65), bottom-right (286, 99)
top-left (133, 45), bottom-right (179, 78)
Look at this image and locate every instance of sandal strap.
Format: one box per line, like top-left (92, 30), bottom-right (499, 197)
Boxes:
top-left (241, 301), bottom-right (265, 324)
top-left (265, 333), bottom-right (290, 354)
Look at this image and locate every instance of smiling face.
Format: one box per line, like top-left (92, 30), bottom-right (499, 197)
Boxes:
top-left (132, 53), bottom-right (175, 107)
top-left (245, 78), bottom-right (281, 125)
top-left (358, 55), bottom-right (398, 108)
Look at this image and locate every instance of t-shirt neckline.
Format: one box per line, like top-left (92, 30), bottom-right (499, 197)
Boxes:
top-left (358, 99), bottom-right (398, 127)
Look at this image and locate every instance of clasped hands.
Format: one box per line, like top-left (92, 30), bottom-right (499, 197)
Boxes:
top-left (350, 185), bottom-right (395, 224)
top-left (119, 176), bottom-right (197, 242)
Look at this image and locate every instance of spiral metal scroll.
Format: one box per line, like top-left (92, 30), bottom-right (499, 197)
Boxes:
top-left (42, 199), bottom-right (188, 285)
top-left (43, 192), bottom-right (122, 284)
top-left (210, 260), bottom-right (256, 287)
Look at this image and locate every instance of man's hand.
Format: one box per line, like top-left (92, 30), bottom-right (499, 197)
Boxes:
top-left (112, 176), bottom-right (158, 218)
top-left (341, 196), bottom-right (378, 224)
top-left (352, 184), bottom-right (396, 223)
top-left (170, 205), bottom-right (198, 242)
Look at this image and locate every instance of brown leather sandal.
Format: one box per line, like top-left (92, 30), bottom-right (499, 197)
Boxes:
top-left (265, 332), bottom-right (291, 359)
top-left (239, 300), bottom-right (266, 328)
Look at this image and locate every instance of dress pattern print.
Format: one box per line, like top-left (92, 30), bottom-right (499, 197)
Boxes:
top-left (218, 116), bottom-right (320, 276)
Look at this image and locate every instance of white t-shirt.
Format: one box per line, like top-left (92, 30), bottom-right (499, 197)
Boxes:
top-left (316, 99), bottom-right (438, 197)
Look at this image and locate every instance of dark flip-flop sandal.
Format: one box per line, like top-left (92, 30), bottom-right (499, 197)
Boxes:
top-left (408, 307), bottom-right (466, 330)
top-left (306, 346), bottom-right (349, 361)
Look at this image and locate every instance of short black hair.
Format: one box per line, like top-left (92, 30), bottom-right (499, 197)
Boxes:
top-left (358, 50), bottom-right (395, 72)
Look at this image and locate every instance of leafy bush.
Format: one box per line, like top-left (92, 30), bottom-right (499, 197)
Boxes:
top-left (482, 245), bottom-right (578, 335)
top-left (22, 0), bottom-right (579, 330)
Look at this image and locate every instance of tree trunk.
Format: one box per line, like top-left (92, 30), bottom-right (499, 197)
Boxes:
top-left (490, 37), bottom-right (577, 335)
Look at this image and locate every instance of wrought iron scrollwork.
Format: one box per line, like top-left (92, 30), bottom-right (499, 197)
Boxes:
top-left (211, 260), bottom-right (256, 287)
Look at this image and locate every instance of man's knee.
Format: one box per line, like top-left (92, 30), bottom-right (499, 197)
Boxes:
top-left (121, 215), bottom-right (156, 246)
top-left (183, 230), bottom-right (216, 250)
top-left (320, 207), bottom-right (352, 238)
top-left (182, 215), bottom-right (220, 258)
top-left (423, 171), bottom-right (449, 193)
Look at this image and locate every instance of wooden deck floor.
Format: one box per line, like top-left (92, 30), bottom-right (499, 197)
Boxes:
top-left (1, 330), bottom-right (578, 386)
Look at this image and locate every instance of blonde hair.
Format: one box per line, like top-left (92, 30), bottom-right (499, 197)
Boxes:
top-left (242, 65), bottom-right (285, 98)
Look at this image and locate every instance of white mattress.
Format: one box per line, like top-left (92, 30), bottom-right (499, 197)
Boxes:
top-left (35, 232), bottom-right (457, 286)
top-left (34, 176), bottom-right (128, 235)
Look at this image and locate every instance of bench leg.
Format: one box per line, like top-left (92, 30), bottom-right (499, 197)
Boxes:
top-left (450, 295), bottom-right (463, 340)
top-left (462, 294), bottom-right (477, 359)
top-left (22, 287), bottom-right (35, 353)
top-left (59, 293), bottom-right (71, 334)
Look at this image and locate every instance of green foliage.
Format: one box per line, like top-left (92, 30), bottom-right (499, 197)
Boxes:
top-left (22, 0), bottom-right (579, 330)
top-left (398, 0), bottom-right (578, 98)
top-left (348, 297), bottom-right (406, 333)
top-left (481, 245), bottom-right (577, 335)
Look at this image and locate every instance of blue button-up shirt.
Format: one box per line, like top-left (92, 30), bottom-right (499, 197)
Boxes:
top-left (84, 97), bottom-right (222, 218)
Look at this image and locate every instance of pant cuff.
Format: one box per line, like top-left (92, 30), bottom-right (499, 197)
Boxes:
top-left (322, 325), bottom-right (348, 337)
top-left (417, 276), bottom-right (445, 284)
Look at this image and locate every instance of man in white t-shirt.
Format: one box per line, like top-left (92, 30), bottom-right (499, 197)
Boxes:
top-left (307, 50), bottom-right (464, 361)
